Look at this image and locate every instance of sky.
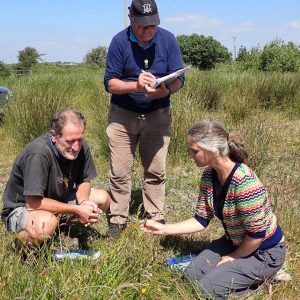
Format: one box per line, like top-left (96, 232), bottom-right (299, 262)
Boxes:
top-left (1, 0), bottom-right (300, 64)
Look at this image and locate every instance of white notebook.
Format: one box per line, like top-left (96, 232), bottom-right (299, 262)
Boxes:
top-left (150, 65), bottom-right (192, 89)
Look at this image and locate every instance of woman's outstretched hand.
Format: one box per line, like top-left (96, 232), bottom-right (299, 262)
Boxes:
top-left (140, 219), bottom-right (165, 235)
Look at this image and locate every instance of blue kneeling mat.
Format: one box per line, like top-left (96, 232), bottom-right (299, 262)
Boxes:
top-left (53, 249), bottom-right (100, 260)
top-left (165, 253), bottom-right (197, 271)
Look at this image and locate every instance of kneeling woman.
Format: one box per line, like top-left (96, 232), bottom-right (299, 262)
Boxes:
top-left (141, 120), bottom-right (285, 299)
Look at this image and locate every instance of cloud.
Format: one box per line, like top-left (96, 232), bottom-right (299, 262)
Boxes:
top-left (163, 13), bottom-right (300, 55)
top-left (165, 14), bottom-right (222, 28)
top-left (163, 13), bottom-right (300, 44)
top-left (165, 13), bottom-right (258, 35)
top-left (284, 21), bottom-right (300, 30)
top-left (221, 22), bottom-right (257, 34)
top-left (36, 38), bottom-right (60, 48)
top-left (72, 37), bottom-right (88, 44)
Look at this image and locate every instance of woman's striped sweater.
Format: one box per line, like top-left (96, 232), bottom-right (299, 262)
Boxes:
top-left (195, 163), bottom-right (278, 247)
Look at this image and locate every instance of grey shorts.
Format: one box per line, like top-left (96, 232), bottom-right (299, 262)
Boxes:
top-left (6, 200), bottom-right (77, 233)
top-left (6, 206), bottom-right (29, 233)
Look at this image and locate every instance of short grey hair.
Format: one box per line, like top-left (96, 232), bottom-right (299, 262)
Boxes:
top-left (188, 120), bottom-right (248, 163)
top-left (51, 109), bottom-right (86, 136)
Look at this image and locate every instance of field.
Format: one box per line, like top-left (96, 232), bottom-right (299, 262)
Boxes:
top-left (0, 64), bottom-right (300, 299)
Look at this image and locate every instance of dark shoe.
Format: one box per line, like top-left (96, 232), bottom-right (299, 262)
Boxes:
top-left (142, 211), bottom-right (165, 224)
top-left (106, 223), bottom-right (126, 239)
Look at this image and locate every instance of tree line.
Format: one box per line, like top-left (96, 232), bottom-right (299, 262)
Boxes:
top-left (1, 34), bottom-right (300, 78)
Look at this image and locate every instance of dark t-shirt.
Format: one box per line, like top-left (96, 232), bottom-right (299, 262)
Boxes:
top-left (1, 133), bottom-right (96, 223)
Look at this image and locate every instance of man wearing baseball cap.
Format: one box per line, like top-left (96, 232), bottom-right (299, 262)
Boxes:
top-left (130, 0), bottom-right (160, 27)
top-left (104, 0), bottom-right (185, 238)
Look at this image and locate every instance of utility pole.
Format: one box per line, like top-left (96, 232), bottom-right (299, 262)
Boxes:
top-left (233, 36), bottom-right (237, 62)
top-left (124, 0), bottom-right (128, 28)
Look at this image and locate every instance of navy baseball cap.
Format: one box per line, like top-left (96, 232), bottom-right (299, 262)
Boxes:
top-left (130, 0), bottom-right (160, 26)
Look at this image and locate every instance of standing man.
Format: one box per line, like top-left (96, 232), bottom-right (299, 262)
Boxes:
top-left (104, 0), bottom-right (185, 238)
top-left (2, 109), bottom-right (111, 251)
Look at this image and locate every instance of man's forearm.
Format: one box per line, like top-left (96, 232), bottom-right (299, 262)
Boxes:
top-left (76, 181), bottom-right (92, 204)
top-left (108, 78), bottom-right (140, 94)
top-left (25, 196), bottom-right (80, 215)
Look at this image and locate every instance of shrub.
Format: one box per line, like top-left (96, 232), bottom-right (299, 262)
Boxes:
top-left (15, 46), bottom-right (43, 74)
top-left (84, 46), bottom-right (107, 69)
top-left (177, 34), bottom-right (231, 70)
top-left (236, 45), bottom-right (247, 61)
top-left (260, 39), bottom-right (300, 72)
top-left (0, 61), bottom-right (11, 78)
top-left (236, 46), bottom-right (261, 71)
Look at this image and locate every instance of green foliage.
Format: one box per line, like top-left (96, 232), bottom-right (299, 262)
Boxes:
top-left (177, 34), bottom-right (231, 70)
top-left (84, 46), bottom-right (107, 68)
top-left (3, 64), bottom-right (110, 154)
top-left (0, 61), bottom-right (11, 78)
top-left (223, 71), bottom-right (300, 111)
top-left (3, 64), bottom-right (300, 154)
top-left (260, 39), bottom-right (300, 72)
top-left (236, 45), bottom-right (247, 61)
top-left (4, 76), bottom-right (79, 148)
top-left (237, 39), bottom-right (300, 72)
top-left (16, 46), bottom-right (43, 71)
top-left (236, 46), bottom-right (261, 71)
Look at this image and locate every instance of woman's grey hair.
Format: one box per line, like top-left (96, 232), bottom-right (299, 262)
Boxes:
top-left (188, 120), bottom-right (248, 163)
top-left (51, 109), bottom-right (86, 136)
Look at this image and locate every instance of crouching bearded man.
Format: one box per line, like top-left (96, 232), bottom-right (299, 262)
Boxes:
top-left (1, 109), bottom-right (111, 252)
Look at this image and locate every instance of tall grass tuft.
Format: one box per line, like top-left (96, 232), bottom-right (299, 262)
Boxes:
top-left (249, 72), bottom-right (300, 108)
top-left (4, 75), bottom-right (79, 148)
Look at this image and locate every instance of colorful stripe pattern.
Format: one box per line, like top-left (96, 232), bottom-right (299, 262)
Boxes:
top-left (195, 164), bottom-right (277, 246)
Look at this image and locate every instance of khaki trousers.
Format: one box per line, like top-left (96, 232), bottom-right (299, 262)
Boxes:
top-left (106, 103), bottom-right (171, 224)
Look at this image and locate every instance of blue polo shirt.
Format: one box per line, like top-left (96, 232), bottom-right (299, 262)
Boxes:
top-left (104, 26), bottom-right (185, 113)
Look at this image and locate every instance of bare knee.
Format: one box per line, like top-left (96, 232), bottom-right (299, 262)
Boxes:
top-left (25, 211), bottom-right (58, 242)
top-left (89, 189), bottom-right (111, 212)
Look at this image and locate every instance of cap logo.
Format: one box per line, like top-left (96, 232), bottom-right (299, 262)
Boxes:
top-left (142, 4), bottom-right (152, 14)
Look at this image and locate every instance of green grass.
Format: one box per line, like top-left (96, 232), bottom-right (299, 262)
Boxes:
top-left (0, 64), bottom-right (299, 299)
